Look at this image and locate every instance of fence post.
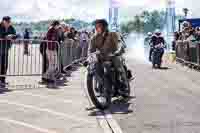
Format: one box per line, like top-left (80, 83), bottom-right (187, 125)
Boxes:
top-left (183, 41), bottom-right (190, 62)
top-left (188, 41), bottom-right (197, 64)
top-left (197, 43), bottom-right (200, 65)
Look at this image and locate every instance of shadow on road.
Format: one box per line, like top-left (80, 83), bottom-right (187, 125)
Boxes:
top-left (152, 67), bottom-right (171, 70)
top-left (159, 67), bottom-right (171, 70)
top-left (0, 88), bottom-right (12, 94)
top-left (87, 97), bottom-right (136, 116)
top-left (110, 98), bottom-right (135, 114)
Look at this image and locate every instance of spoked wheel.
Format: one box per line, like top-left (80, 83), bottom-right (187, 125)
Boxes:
top-left (87, 74), bottom-right (111, 110)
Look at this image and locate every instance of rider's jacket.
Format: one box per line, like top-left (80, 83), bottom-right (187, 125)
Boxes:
top-left (150, 34), bottom-right (165, 47)
top-left (89, 32), bottom-right (119, 57)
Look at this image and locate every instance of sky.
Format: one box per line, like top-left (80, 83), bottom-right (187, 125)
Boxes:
top-left (0, 0), bottom-right (199, 22)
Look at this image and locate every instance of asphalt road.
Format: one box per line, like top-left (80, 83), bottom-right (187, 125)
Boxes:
top-left (113, 58), bottom-right (200, 133)
top-left (0, 69), bottom-right (103, 133)
top-left (2, 43), bottom-right (200, 133)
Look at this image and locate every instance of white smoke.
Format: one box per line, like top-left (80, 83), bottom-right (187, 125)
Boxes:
top-left (125, 32), bottom-right (150, 64)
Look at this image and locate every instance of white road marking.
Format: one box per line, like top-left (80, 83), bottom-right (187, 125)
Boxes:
top-left (97, 116), bottom-right (113, 133)
top-left (0, 118), bottom-right (57, 133)
top-left (0, 100), bottom-right (92, 124)
top-left (80, 69), bottom-right (124, 133)
top-left (80, 69), bottom-right (112, 133)
top-left (104, 110), bottom-right (124, 133)
top-left (11, 91), bottom-right (76, 104)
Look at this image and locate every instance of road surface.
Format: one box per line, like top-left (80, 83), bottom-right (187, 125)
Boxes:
top-left (1, 53), bottom-right (200, 132)
top-left (113, 57), bottom-right (200, 133)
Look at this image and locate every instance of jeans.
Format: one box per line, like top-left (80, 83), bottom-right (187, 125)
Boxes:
top-left (44, 49), bottom-right (59, 80)
top-left (0, 53), bottom-right (9, 83)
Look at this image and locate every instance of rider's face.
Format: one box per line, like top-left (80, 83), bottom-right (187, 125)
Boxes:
top-left (3, 20), bottom-right (11, 28)
top-left (95, 23), bottom-right (103, 34)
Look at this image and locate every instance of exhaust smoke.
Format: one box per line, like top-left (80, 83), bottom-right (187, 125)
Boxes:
top-left (125, 33), bottom-right (150, 64)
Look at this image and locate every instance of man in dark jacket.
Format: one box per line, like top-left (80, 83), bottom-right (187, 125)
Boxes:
top-left (43, 21), bottom-right (60, 82)
top-left (89, 19), bottom-right (129, 97)
top-left (40, 36), bottom-right (48, 83)
top-left (67, 27), bottom-right (77, 41)
top-left (24, 28), bottom-right (30, 55)
top-left (149, 29), bottom-right (165, 62)
top-left (0, 16), bottom-right (16, 86)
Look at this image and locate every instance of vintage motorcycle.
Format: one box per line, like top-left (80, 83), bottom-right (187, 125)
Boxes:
top-left (85, 49), bottom-right (133, 110)
top-left (151, 43), bottom-right (165, 69)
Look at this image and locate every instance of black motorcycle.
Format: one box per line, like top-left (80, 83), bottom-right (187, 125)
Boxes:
top-left (85, 51), bottom-right (132, 110)
top-left (151, 43), bottom-right (165, 69)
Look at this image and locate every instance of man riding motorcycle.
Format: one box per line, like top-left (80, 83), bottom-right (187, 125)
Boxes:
top-left (144, 32), bottom-right (152, 59)
top-left (149, 29), bottom-right (165, 62)
top-left (144, 32), bottom-right (152, 46)
top-left (89, 19), bottom-right (129, 96)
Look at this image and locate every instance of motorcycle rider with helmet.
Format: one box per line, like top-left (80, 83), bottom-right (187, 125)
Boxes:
top-left (89, 19), bottom-right (129, 96)
top-left (144, 32), bottom-right (152, 59)
top-left (149, 29), bottom-right (165, 63)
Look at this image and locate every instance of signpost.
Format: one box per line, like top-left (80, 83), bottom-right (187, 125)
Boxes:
top-left (109, 0), bottom-right (120, 31)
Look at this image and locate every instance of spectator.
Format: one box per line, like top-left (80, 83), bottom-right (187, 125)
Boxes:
top-left (67, 27), bottom-right (76, 40)
top-left (57, 25), bottom-right (65, 43)
top-left (64, 25), bottom-right (70, 33)
top-left (61, 26), bottom-right (74, 68)
top-left (43, 20), bottom-right (60, 83)
top-left (80, 31), bottom-right (89, 57)
top-left (39, 36), bottom-right (48, 83)
top-left (194, 27), bottom-right (200, 41)
top-left (23, 28), bottom-right (30, 55)
top-left (0, 16), bottom-right (16, 87)
top-left (183, 25), bottom-right (196, 42)
top-left (172, 32), bottom-right (180, 51)
top-left (58, 23), bottom-right (68, 74)
top-left (176, 22), bottom-right (200, 43)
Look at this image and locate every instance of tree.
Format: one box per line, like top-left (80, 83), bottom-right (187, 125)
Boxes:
top-left (120, 10), bottom-right (165, 34)
top-left (121, 23), bottom-right (129, 33)
top-left (141, 11), bottom-right (150, 23)
top-left (133, 15), bottom-right (144, 33)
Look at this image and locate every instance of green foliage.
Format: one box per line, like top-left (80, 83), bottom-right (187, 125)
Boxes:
top-left (13, 18), bottom-right (90, 35)
top-left (120, 10), bottom-right (165, 34)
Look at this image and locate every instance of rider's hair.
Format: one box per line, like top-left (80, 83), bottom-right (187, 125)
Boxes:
top-left (51, 20), bottom-right (60, 27)
top-left (94, 19), bottom-right (109, 32)
top-left (2, 16), bottom-right (11, 22)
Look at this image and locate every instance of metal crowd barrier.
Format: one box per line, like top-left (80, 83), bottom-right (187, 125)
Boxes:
top-left (176, 40), bottom-right (200, 69)
top-left (0, 38), bottom-right (89, 79)
top-left (60, 38), bottom-right (89, 69)
top-left (0, 39), bottom-right (61, 77)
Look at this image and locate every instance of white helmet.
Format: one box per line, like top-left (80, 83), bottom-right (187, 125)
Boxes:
top-left (147, 32), bottom-right (152, 36)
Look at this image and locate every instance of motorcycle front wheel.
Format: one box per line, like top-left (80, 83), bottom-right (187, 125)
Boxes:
top-left (87, 73), bottom-right (111, 110)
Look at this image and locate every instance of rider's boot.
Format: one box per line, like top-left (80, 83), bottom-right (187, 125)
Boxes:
top-left (117, 72), bottom-right (129, 97)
